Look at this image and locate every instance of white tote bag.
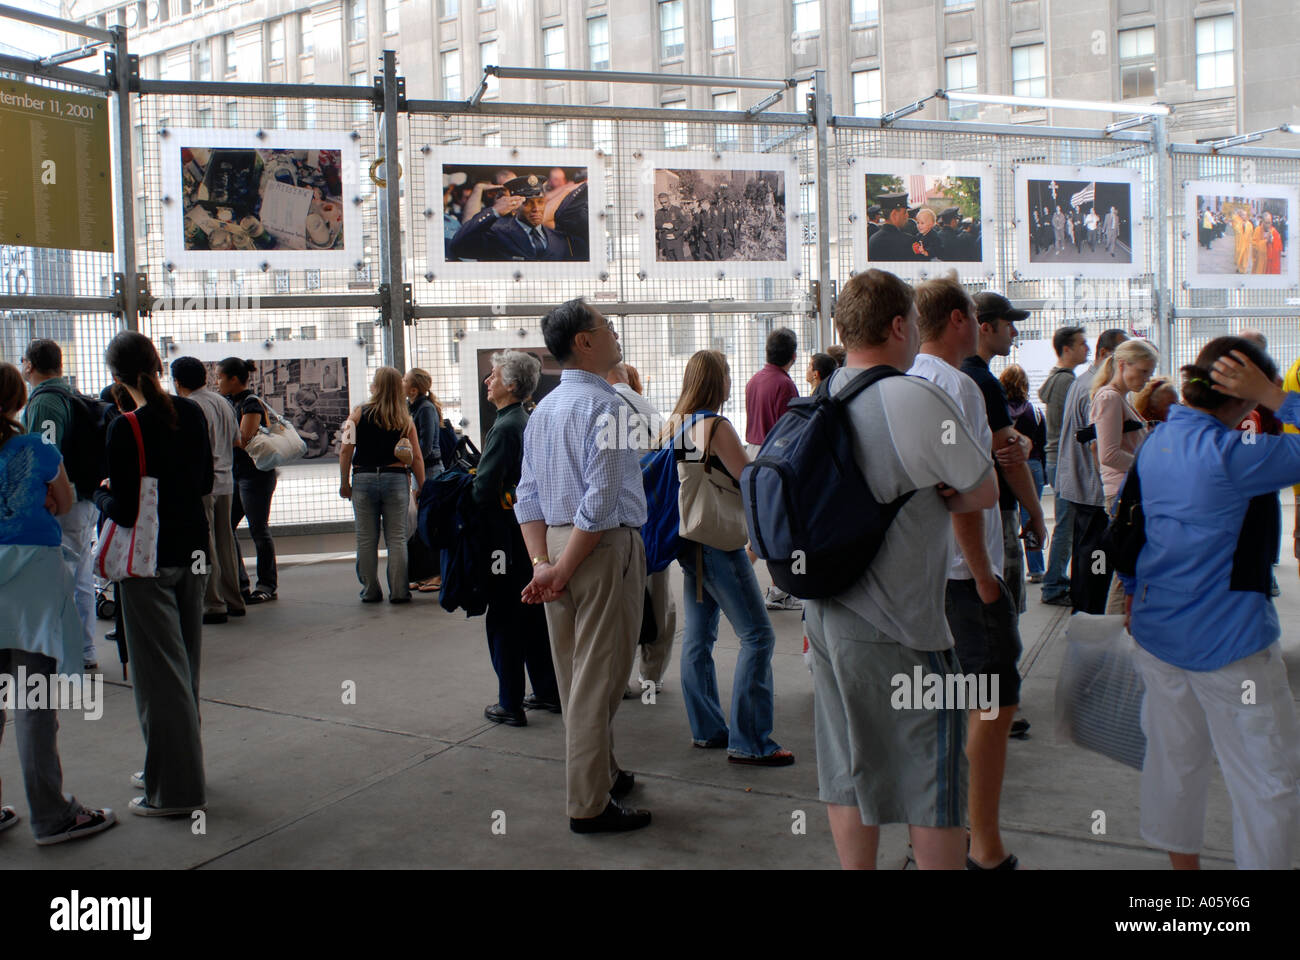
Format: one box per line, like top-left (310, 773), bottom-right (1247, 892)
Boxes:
top-left (95, 411), bottom-right (160, 581)
top-left (1054, 613), bottom-right (1147, 770)
top-left (244, 395), bottom-right (307, 470)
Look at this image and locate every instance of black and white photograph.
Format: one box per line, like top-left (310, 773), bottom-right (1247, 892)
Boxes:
top-left (849, 159), bottom-right (995, 277)
top-left (456, 332), bottom-right (562, 449)
top-left (166, 340), bottom-right (367, 465)
top-left (161, 128), bottom-right (361, 271)
top-left (1014, 164), bottom-right (1144, 280)
top-left (1184, 180), bottom-right (1298, 289)
top-left (637, 151), bottom-right (801, 280)
top-left (425, 148), bottom-right (608, 281)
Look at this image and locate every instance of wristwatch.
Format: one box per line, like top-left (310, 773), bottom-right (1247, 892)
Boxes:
top-left (531, 555), bottom-right (550, 567)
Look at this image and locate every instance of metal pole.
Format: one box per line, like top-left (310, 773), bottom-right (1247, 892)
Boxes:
top-left (0, 2), bottom-right (115, 42)
top-left (377, 50), bottom-right (406, 370)
top-left (1153, 114), bottom-right (1173, 375)
top-left (109, 27), bottom-right (138, 331)
top-left (492, 65), bottom-right (790, 90)
top-left (812, 69), bottom-right (833, 352)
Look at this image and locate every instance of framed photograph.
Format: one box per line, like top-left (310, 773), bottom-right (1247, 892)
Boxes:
top-left (1183, 181), bottom-right (1298, 289)
top-left (427, 147), bottom-right (608, 281)
top-left (160, 128), bottom-right (362, 270)
top-left (636, 151), bottom-right (801, 280)
top-left (1014, 164), bottom-right (1144, 280)
top-left (456, 332), bottom-right (561, 450)
top-left (849, 159), bottom-right (996, 278)
top-left (165, 339), bottom-right (367, 465)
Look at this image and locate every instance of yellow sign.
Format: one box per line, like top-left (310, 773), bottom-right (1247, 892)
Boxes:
top-left (0, 78), bottom-right (114, 252)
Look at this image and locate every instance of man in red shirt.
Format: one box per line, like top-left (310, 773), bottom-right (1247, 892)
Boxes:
top-left (745, 327), bottom-right (799, 454)
top-left (744, 326), bottom-right (801, 610)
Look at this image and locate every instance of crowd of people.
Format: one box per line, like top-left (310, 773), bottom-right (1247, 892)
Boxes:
top-left (3, 275), bottom-right (1300, 869)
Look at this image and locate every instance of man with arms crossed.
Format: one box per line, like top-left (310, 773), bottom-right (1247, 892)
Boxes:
top-left (804, 269), bottom-right (998, 870)
top-left (515, 300), bottom-right (651, 834)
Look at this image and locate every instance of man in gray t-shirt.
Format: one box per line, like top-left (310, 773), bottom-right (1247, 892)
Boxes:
top-left (803, 269), bottom-right (998, 871)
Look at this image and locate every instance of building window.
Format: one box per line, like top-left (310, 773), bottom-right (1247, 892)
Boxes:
top-left (1118, 26), bottom-right (1155, 99)
top-left (225, 34), bottom-right (237, 75)
top-left (663, 99), bottom-right (687, 149)
top-left (660, 1), bottom-right (684, 60)
top-left (714, 92), bottom-right (740, 149)
top-left (792, 77), bottom-right (813, 112)
top-left (349, 0), bottom-right (366, 43)
top-left (198, 107), bottom-right (212, 127)
top-left (441, 0), bottom-right (459, 17)
top-left (543, 25), bottom-right (565, 69)
top-left (269, 19), bottom-right (285, 62)
top-left (225, 101), bottom-right (238, 126)
top-left (300, 13), bottom-right (313, 55)
top-left (482, 130), bottom-right (501, 147)
top-left (792, 0), bottom-right (819, 35)
top-left (1196, 15), bottom-right (1233, 90)
top-left (593, 119), bottom-right (615, 155)
top-left (546, 119), bottom-right (568, 148)
top-left (588, 16), bottom-right (609, 71)
top-left (385, 0), bottom-right (400, 34)
top-left (1011, 43), bottom-right (1046, 100)
top-left (850, 0), bottom-right (877, 25)
top-left (303, 101), bottom-right (316, 128)
top-left (272, 99), bottom-right (287, 127)
top-left (441, 49), bottom-right (461, 100)
top-left (945, 53), bottom-right (977, 120)
top-left (196, 40), bottom-right (211, 81)
top-left (480, 40), bottom-right (499, 96)
top-left (157, 0), bottom-right (168, 23)
top-left (852, 68), bottom-right (881, 117)
top-left (352, 70), bottom-right (370, 127)
top-left (711, 0), bottom-right (735, 50)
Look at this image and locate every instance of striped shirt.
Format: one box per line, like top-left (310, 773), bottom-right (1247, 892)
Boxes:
top-left (514, 368), bottom-right (648, 532)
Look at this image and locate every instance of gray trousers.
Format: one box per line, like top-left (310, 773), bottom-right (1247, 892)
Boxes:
top-left (1001, 508), bottom-right (1026, 615)
top-left (119, 566), bottom-right (206, 808)
top-left (0, 649), bottom-right (80, 838)
top-left (203, 493), bottom-right (245, 616)
top-left (632, 567), bottom-right (678, 685)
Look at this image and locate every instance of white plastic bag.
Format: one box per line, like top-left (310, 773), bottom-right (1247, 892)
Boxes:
top-left (244, 396), bottom-right (307, 470)
top-left (95, 412), bottom-right (160, 581)
top-left (1054, 613), bottom-right (1147, 770)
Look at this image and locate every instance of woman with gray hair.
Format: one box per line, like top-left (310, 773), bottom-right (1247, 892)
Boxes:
top-left (473, 350), bottom-right (560, 727)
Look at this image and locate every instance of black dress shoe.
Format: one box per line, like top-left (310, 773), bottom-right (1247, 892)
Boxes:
top-left (522, 694), bottom-right (562, 713)
top-left (611, 770), bottom-right (634, 799)
top-left (569, 799), bottom-right (651, 834)
top-left (483, 703), bottom-right (527, 727)
top-left (202, 612), bottom-right (228, 625)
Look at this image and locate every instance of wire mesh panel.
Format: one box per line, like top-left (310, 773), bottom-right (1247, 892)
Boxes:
top-left (1, 310), bottom-right (123, 394)
top-left (405, 104), bottom-right (819, 442)
top-left (1169, 146), bottom-right (1300, 371)
top-left (831, 121), bottom-right (1160, 342)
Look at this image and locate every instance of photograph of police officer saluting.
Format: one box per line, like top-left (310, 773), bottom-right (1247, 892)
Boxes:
top-left (448, 171), bottom-right (587, 262)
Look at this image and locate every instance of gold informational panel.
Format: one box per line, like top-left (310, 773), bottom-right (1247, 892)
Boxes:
top-left (0, 79), bottom-right (113, 253)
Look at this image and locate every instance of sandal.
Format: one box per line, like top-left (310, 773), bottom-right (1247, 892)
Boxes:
top-left (0, 805), bottom-right (19, 833)
top-left (416, 578), bottom-right (442, 593)
top-left (728, 749), bottom-right (796, 767)
top-left (246, 589), bottom-right (276, 604)
top-left (967, 853), bottom-right (1019, 871)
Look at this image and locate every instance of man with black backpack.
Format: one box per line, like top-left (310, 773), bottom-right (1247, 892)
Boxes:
top-left (20, 339), bottom-right (105, 671)
top-left (793, 270), bottom-right (998, 869)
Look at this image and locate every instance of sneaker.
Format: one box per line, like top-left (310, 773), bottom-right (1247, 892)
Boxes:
top-left (1041, 593), bottom-right (1072, 607)
top-left (766, 593), bottom-right (803, 612)
top-left (83, 661), bottom-right (100, 672)
top-left (130, 771), bottom-right (144, 789)
top-left (0, 806), bottom-right (18, 834)
top-left (34, 806), bottom-right (117, 845)
top-left (1026, 574), bottom-right (1044, 584)
top-left (129, 797), bottom-right (203, 817)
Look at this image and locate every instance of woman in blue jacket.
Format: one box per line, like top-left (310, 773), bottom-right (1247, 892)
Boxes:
top-left (1121, 336), bottom-right (1300, 870)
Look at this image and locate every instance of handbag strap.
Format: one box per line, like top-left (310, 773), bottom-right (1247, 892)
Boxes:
top-left (123, 411), bottom-right (147, 477)
top-left (700, 416), bottom-right (725, 475)
top-left (250, 394), bottom-right (279, 426)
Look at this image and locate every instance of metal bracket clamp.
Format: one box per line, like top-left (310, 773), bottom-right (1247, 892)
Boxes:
top-left (103, 51), bottom-right (140, 92)
top-left (377, 283), bottom-right (414, 326)
top-left (374, 74), bottom-right (408, 112)
top-left (112, 272), bottom-right (152, 315)
top-left (401, 282), bottom-right (413, 325)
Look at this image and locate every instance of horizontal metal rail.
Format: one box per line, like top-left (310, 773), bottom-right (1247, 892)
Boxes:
top-left (0, 51), bottom-right (112, 90)
top-left (0, 2), bottom-right (114, 43)
top-left (0, 295), bottom-right (119, 313)
top-left (490, 65), bottom-right (792, 91)
top-left (831, 113), bottom-right (1154, 144)
top-left (407, 97), bottom-right (807, 127)
top-left (137, 79), bottom-right (375, 101)
top-left (1172, 307), bottom-right (1300, 319)
top-left (1169, 142), bottom-right (1300, 161)
top-left (411, 300), bottom-right (810, 320)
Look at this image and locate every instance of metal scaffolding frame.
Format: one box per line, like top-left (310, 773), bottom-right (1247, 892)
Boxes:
top-left (4, 7), bottom-right (1300, 531)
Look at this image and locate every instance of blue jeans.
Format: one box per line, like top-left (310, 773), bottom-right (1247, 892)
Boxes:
top-left (352, 471), bottom-right (410, 601)
top-left (1020, 459), bottom-right (1046, 576)
top-left (678, 542), bottom-right (782, 758)
top-left (1042, 462), bottom-right (1073, 600)
top-left (231, 467), bottom-right (278, 594)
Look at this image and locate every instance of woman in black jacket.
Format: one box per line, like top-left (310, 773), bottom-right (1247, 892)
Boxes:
top-left (474, 350), bottom-right (559, 727)
top-left (1000, 363), bottom-right (1048, 583)
top-left (404, 368), bottom-right (445, 592)
top-left (94, 332), bottom-right (213, 817)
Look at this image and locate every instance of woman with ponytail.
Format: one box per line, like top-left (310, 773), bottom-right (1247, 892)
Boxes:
top-left (1119, 337), bottom-right (1300, 870)
top-left (0, 362), bottom-right (117, 845)
top-left (216, 356), bottom-right (278, 603)
top-left (95, 331), bottom-right (213, 818)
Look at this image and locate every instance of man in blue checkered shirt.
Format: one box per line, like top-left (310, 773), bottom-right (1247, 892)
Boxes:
top-left (515, 298), bottom-right (651, 834)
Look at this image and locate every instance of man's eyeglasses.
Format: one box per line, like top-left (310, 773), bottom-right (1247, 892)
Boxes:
top-left (585, 320), bottom-right (616, 334)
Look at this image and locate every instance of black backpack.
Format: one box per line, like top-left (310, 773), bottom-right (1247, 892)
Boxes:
top-left (740, 365), bottom-right (914, 599)
top-left (42, 384), bottom-right (118, 500)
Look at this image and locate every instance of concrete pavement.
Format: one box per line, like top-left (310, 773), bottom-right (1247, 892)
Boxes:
top-left (3, 507), bottom-right (1296, 870)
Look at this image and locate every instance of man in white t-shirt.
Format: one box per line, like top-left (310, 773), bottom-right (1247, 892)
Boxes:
top-left (606, 362), bottom-right (675, 698)
top-left (804, 269), bottom-right (998, 870)
top-left (908, 275), bottom-right (1023, 871)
